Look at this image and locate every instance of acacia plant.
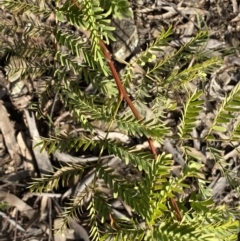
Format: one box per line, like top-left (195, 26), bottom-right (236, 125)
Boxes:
top-left (0, 0), bottom-right (240, 240)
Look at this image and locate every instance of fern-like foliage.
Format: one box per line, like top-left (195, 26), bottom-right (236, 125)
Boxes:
top-left (178, 90), bottom-right (204, 139)
top-left (2, 0), bottom-right (240, 240)
top-left (206, 82), bottom-right (240, 139)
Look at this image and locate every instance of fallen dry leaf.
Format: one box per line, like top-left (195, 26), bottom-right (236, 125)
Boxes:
top-left (0, 101), bottom-right (22, 167)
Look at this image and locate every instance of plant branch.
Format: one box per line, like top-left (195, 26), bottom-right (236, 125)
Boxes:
top-left (74, 9), bottom-right (182, 222)
top-left (98, 39), bottom-right (183, 222)
top-left (98, 39), bottom-right (158, 159)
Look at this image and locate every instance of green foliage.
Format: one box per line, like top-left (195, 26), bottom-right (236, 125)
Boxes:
top-left (0, 202), bottom-right (9, 212)
top-left (100, 0), bottom-right (133, 19)
top-left (206, 82), bottom-right (240, 138)
top-left (1, 0), bottom-right (240, 240)
top-left (178, 90), bottom-right (204, 139)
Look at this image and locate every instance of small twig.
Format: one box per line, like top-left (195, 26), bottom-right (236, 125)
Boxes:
top-left (13, 209), bottom-right (18, 241)
top-left (209, 173), bottom-right (221, 189)
top-left (53, 111), bottom-right (70, 126)
top-left (48, 198), bottom-right (53, 241)
top-left (50, 91), bottom-right (59, 123)
top-left (0, 211), bottom-right (25, 233)
top-left (23, 192), bottom-right (62, 199)
top-left (54, 151), bottom-right (114, 164)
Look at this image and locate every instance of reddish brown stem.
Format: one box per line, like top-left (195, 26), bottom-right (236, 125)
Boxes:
top-left (98, 40), bottom-right (182, 222)
top-left (98, 40), bottom-right (158, 159)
